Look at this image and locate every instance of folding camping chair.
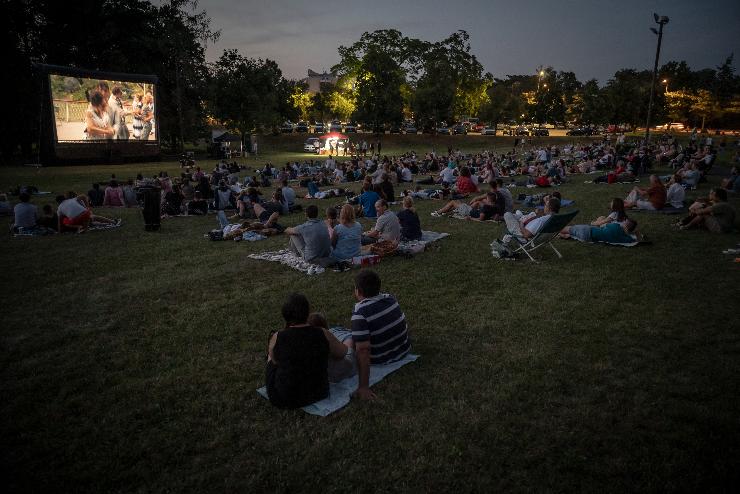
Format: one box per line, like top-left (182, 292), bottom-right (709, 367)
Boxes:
top-left (509, 210), bottom-right (579, 261)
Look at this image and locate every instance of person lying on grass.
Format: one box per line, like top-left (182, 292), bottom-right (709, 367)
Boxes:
top-left (503, 196), bottom-right (561, 240)
top-left (57, 193), bottom-right (118, 233)
top-left (560, 218), bottom-right (638, 244)
top-left (285, 204), bottom-right (332, 266)
top-left (346, 270), bottom-right (411, 401)
top-left (676, 188), bottom-right (736, 233)
top-left (432, 191), bottom-right (503, 222)
top-left (590, 198), bottom-right (629, 227)
top-left (624, 175), bottom-right (666, 210)
top-left (265, 293), bottom-right (351, 409)
top-left (251, 190), bottom-right (283, 229)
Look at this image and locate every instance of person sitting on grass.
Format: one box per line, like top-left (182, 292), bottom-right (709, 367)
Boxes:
top-left (38, 204), bottom-right (58, 232)
top-left (103, 180), bottom-right (125, 207)
top-left (361, 199), bottom-right (401, 245)
top-left (324, 206), bottom-right (338, 236)
top-left (330, 204), bottom-right (362, 262)
top-left (87, 183), bottom-right (104, 207)
top-left (624, 175), bottom-right (666, 210)
top-left (357, 182), bottom-right (380, 218)
top-left (503, 196), bottom-right (561, 240)
top-left (454, 166), bottom-right (478, 197)
top-left (285, 204), bottom-right (332, 265)
top-left (560, 218), bottom-right (638, 244)
top-left (306, 312), bottom-right (357, 383)
top-left (397, 196), bottom-right (422, 241)
top-left (123, 179), bottom-right (138, 207)
top-left (676, 188), bottom-right (736, 233)
top-left (590, 198), bottom-right (629, 227)
top-left (161, 184), bottom-right (184, 217)
top-left (378, 173), bottom-right (395, 202)
top-left (187, 191), bottom-right (209, 215)
top-left (665, 173), bottom-right (687, 209)
top-left (347, 270), bottom-right (411, 401)
top-left (720, 166), bottom-right (740, 193)
top-left (280, 179), bottom-right (297, 213)
top-left (11, 192), bottom-right (39, 233)
top-left (495, 179), bottom-right (514, 213)
top-left (265, 293), bottom-right (350, 409)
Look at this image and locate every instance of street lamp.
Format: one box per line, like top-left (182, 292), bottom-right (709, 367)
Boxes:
top-left (662, 79), bottom-right (669, 93)
top-left (644, 13), bottom-right (669, 145)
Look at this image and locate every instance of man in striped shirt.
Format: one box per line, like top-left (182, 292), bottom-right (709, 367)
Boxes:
top-left (350, 270), bottom-right (411, 400)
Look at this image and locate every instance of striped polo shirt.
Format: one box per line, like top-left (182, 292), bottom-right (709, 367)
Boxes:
top-left (351, 293), bottom-right (411, 365)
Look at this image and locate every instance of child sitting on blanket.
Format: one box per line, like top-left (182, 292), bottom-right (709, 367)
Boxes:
top-left (306, 312), bottom-right (356, 383)
top-left (265, 293), bottom-right (351, 409)
top-left (560, 218), bottom-right (638, 244)
top-left (397, 196), bottom-right (422, 241)
top-left (590, 198), bottom-right (628, 226)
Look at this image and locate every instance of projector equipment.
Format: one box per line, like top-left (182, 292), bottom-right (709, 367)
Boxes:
top-left (141, 185), bottom-right (161, 231)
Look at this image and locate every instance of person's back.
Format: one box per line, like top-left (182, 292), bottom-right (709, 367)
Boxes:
top-left (666, 182), bottom-right (686, 208)
top-left (103, 184), bottom-right (124, 207)
top-left (359, 189), bottom-right (380, 218)
top-left (13, 193), bottom-right (38, 229)
top-left (58, 197), bottom-right (86, 219)
top-left (297, 217), bottom-right (331, 260)
top-left (375, 210), bottom-right (401, 242)
top-left (267, 325), bottom-right (329, 408)
top-left (332, 222), bottom-right (362, 260)
top-left (710, 201), bottom-right (736, 233)
top-left (87, 185), bottom-right (104, 207)
top-left (352, 290), bottom-right (410, 365)
top-left (397, 208), bottom-right (422, 241)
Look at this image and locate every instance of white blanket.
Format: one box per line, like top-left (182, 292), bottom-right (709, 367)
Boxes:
top-left (257, 353), bottom-right (419, 416)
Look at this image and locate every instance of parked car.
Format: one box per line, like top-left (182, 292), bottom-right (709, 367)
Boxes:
top-left (514, 126), bottom-right (530, 136)
top-left (481, 127), bottom-right (496, 136)
top-left (404, 124), bottom-right (418, 134)
top-left (280, 121), bottom-right (294, 133)
top-left (329, 120), bottom-right (342, 132)
top-left (389, 124), bottom-right (402, 134)
top-left (304, 137), bottom-right (320, 153)
top-left (452, 124), bottom-right (467, 135)
top-left (313, 121), bottom-right (325, 133)
top-left (531, 127), bottom-right (549, 136)
top-left (472, 122), bottom-right (486, 133)
top-left (566, 127), bottom-right (593, 136)
top-left (295, 121), bottom-right (309, 133)
top-left (436, 125), bottom-right (451, 135)
top-left (655, 122), bottom-right (686, 131)
top-left (344, 121), bottom-right (357, 133)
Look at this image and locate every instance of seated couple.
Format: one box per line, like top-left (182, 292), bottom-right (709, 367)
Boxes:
top-left (676, 188), bottom-right (736, 233)
top-left (266, 270), bottom-right (411, 408)
top-left (360, 199), bottom-right (408, 245)
top-left (503, 196), bottom-right (561, 240)
top-left (560, 198), bottom-right (638, 244)
top-left (624, 175), bottom-right (667, 210)
top-left (10, 192), bottom-right (58, 234)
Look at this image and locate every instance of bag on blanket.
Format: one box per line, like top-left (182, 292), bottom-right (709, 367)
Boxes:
top-left (490, 239), bottom-right (515, 259)
top-left (208, 229), bottom-right (224, 241)
top-left (369, 240), bottom-right (397, 257)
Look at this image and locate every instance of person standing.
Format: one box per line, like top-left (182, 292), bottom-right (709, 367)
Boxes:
top-left (108, 86), bottom-right (130, 140)
top-left (140, 93), bottom-right (154, 140)
top-left (131, 94), bottom-right (143, 139)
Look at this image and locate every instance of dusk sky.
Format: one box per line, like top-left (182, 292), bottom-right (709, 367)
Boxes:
top-left (199, 0), bottom-right (740, 84)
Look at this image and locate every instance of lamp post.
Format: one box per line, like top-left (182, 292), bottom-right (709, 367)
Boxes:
top-left (662, 79), bottom-right (669, 93)
top-left (644, 13), bottom-right (669, 145)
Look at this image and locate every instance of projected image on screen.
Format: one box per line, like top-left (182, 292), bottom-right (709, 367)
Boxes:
top-left (50, 74), bottom-right (156, 142)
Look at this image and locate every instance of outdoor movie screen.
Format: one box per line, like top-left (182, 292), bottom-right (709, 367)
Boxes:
top-left (49, 73), bottom-right (157, 143)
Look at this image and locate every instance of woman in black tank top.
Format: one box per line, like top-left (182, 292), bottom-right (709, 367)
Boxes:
top-left (265, 293), bottom-right (329, 408)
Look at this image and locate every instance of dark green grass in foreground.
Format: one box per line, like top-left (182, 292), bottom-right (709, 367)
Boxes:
top-left (1, 137), bottom-right (739, 492)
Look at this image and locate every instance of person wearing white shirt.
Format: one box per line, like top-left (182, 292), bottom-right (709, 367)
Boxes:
top-left (439, 166), bottom-right (455, 185)
top-left (400, 165), bottom-right (412, 182)
top-left (504, 197), bottom-right (561, 239)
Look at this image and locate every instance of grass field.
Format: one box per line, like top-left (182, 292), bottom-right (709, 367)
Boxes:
top-left (2, 135), bottom-right (739, 492)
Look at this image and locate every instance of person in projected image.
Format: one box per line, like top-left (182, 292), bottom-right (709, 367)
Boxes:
top-left (84, 91), bottom-right (114, 140)
top-left (132, 93), bottom-right (144, 139)
top-left (140, 92), bottom-right (154, 140)
top-left (108, 86), bottom-right (130, 140)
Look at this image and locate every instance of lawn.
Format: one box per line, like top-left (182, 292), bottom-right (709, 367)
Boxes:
top-left (1, 135), bottom-right (739, 492)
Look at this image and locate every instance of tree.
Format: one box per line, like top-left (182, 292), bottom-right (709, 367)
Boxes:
top-left (290, 83), bottom-right (313, 121)
top-left (353, 47), bottom-right (404, 131)
top-left (413, 50), bottom-right (456, 129)
top-left (691, 89), bottom-right (723, 130)
top-left (209, 50), bottom-right (285, 141)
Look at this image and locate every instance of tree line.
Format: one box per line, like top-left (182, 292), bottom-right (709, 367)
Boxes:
top-left (5, 1), bottom-right (739, 160)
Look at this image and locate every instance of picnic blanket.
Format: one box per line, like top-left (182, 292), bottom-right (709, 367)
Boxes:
top-left (564, 234), bottom-right (648, 248)
top-left (397, 230), bottom-right (450, 254)
top-left (13, 221), bottom-right (122, 237)
top-left (257, 353), bottom-right (419, 416)
top-left (249, 231), bottom-right (449, 274)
